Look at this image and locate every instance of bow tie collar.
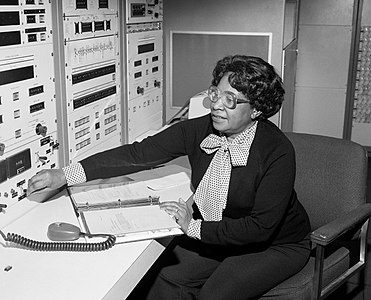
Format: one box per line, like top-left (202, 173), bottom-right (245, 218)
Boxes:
top-left (200, 134), bottom-right (250, 167)
top-left (194, 123), bottom-right (257, 221)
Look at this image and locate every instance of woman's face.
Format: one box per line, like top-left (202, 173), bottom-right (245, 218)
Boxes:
top-left (210, 74), bottom-right (255, 140)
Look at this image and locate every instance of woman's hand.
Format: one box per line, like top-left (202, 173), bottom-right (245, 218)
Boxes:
top-left (160, 196), bottom-right (194, 233)
top-left (27, 169), bottom-right (67, 202)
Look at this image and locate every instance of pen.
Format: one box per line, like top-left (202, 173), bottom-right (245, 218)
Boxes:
top-left (0, 204), bottom-right (7, 209)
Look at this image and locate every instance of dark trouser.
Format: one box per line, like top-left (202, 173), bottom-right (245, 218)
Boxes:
top-left (130, 236), bottom-right (311, 300)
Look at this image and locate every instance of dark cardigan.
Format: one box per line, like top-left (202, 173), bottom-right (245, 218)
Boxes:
top-left (81, 114), bottom-right (310, 249)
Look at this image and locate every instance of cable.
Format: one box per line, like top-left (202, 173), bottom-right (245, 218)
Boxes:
top-left (0, 230), bottom-right (116, 252)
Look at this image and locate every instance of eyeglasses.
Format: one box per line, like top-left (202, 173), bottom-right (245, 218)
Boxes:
top-left (207, 85), bottom-right (250, 109)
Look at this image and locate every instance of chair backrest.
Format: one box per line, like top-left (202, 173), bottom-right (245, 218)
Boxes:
top-left (285, 132), bottom-right (368, 231)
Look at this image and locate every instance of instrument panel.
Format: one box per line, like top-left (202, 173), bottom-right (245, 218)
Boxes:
top-left (62, 0), bottom-right (121, 163)
top-left (0, 0), bottom-right (58, 226)
top-left (126, 0), bottom-right (163, 142)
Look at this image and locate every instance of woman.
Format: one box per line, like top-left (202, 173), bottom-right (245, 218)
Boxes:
top-left (27, 55), bottom-right (311, 299)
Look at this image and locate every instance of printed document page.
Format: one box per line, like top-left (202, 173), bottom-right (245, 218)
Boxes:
top-left (82, 205), bottom-right (179, 236)
top-left (70, 171), bottom-right (193, 242)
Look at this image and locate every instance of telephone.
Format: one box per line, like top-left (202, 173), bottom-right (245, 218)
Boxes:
top-left (0, 222), bottom-right (116, 252)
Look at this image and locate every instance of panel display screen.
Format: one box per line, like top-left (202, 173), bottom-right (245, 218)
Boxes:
top-left (131, 4), bottom-right (145, 17)
top-left (73, 86), bottom-right (116, 109)
top-left (0, 66), bottom-right (34, 86)
top-left (138, 43), bottom-right (154, 54)
top-left (29, 85), bottom-right (44, 96)
top-left (99, 0), bottom-right (108, 9)
top-left (7, 149), bottom-right (31, 178)
top-left (30, 101), bottom-right (45, 113)
top-left (0, 0), bottom-right (19, 5)
top-left (0, 31), bottom-right (21, 47)
top-left (0, 160), bottom-right (7, 184)
top-left (72, 64), bottom-right (115, 84)
top-left (0, 12), bottom-right (20, 26)
top-left (76, 0), bottom-right (88, 9)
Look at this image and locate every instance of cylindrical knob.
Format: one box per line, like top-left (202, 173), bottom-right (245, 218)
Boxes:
top-left (35, 123), bottom-right (48, 137)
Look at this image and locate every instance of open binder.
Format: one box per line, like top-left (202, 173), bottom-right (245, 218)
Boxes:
top-left (68, 170), bottom-right (192, 243)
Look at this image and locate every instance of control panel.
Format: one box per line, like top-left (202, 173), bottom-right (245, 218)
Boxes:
top-left (126, 0), bottom-right (163, 24)
top-left (126, 0), bottom-right (163, 142)
top-left (0, 0), bottom-right (59, 221)
top-left (62, 0), bottom-right (121, 163)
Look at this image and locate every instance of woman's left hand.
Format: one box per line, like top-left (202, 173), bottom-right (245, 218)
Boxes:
top-left (160, 198), bottom-right (193, 233)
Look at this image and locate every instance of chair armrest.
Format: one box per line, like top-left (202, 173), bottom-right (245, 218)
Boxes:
top-left (310, 203), bottom-right (371, 246)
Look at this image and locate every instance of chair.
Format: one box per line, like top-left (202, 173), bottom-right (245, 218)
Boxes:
top-left (261, 132), bottom-right (371, 300)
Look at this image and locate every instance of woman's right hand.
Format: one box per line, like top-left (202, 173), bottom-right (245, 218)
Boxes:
top-left (27, 169), bottom-right (67, 201)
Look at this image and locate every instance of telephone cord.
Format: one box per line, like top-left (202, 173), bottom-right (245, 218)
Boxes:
top-left (0, 230), bottom-right (116, 252)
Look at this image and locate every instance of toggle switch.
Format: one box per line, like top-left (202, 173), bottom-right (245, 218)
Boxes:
top-left (137, 86), bottom-right (144, 95)
top-left (53, 141), bottom-right (59, 148)
top-left (154, 80), bottom-right (161, 88)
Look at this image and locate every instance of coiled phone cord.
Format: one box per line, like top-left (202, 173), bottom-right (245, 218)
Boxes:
top-left (0, 230), bottom-right (116, 252)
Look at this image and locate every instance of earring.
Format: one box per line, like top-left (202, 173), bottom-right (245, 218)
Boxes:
top-left (251, 110), bottom-right (261, 120)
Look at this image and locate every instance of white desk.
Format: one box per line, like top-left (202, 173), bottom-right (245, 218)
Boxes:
top-left (0, 165), bottom-right (190, 300)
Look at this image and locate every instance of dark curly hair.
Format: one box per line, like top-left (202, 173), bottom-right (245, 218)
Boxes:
top-left (211, 55), bottom-right (285, 119)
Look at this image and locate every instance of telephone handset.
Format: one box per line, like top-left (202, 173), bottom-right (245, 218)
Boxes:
top-left (0, 222), bottom-right (116, 252)
top-left (47, 222), bottom-right (83, 241)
